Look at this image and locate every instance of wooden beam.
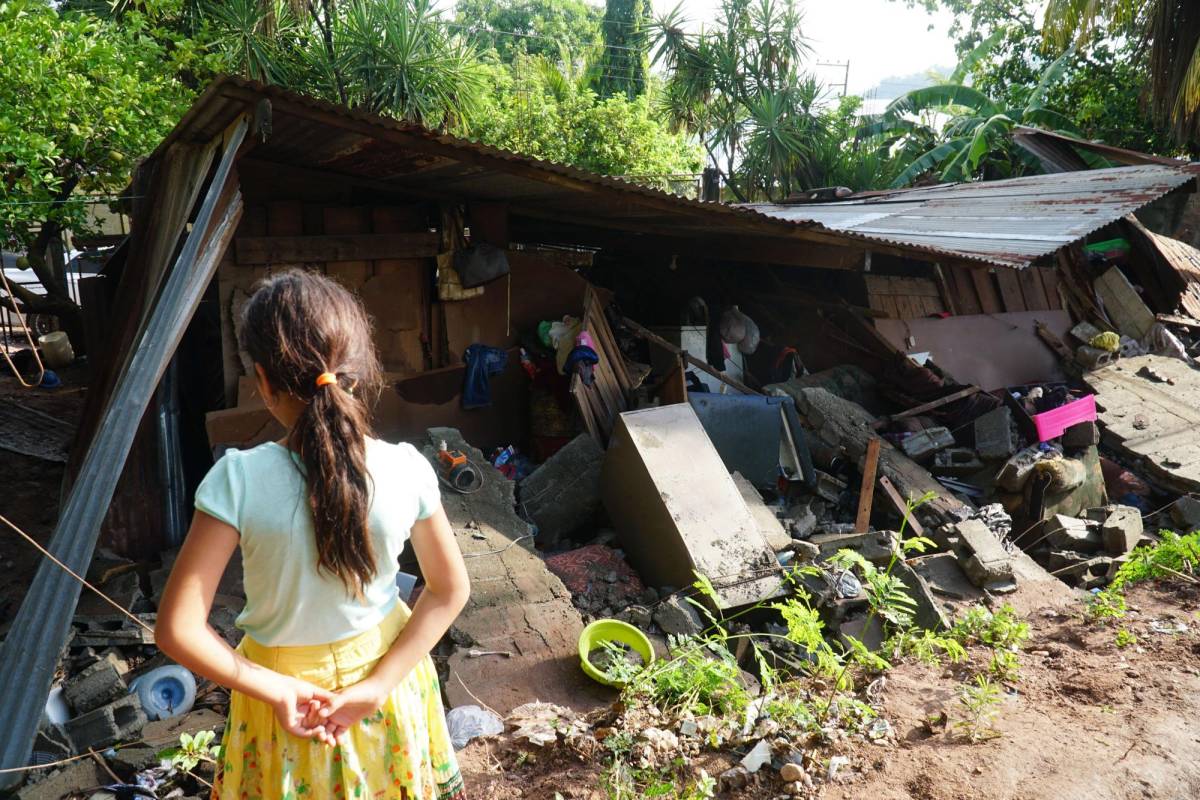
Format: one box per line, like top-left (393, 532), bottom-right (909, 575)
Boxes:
top-left (235, 232), bottom-right (439, 264)
top-left (871, 386), bottom-right (980, 430)
top-left (855, 438), bottom-right (882, 534)
top-left (622, 316), bottom-right (761, 396)
top-left (878, 475), bottom-right (925, 538)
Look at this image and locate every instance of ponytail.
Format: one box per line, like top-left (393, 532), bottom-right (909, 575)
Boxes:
top-left (240, 270), bottom-right (383, 596)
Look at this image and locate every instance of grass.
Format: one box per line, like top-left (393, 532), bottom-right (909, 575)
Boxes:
top-left (1089, 530), bottom-right (1200, 623)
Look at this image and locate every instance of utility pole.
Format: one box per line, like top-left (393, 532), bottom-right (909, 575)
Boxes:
top-left (816, 60), bottom-right (850, 97)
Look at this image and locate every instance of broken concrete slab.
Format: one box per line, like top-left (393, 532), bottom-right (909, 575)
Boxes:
top-left (14, 759), bottom-right (107, 800)
top-left (64, 694), bottom-right (146, 752)
top-left (900, 426), bottom-right (954, 462)
top-left (932, 448), bottom-right (985, 478)
top-left (731, 472), bottom-right (791, 552)
top-left (838, 613), bottom-right (884, 652)
top-left (1042, 514), bottom-right (1102, 551)
top-left (76, 571), bottom-right (145, 617)
top-left (975, 407), bottom-right (1016, 460)
top-left (601, 406), bottom-right (783, 610)
top-left (1054, 555), bottom-right (1114, 582)
top-left (1061, 420), bottom-right (1100, 450)
top-left (62, 655), bottom-right (127, 715)
top-left (952, 518), bottom-right (1014, 588)
top-left (809, 530), bottom-right (894, 565)
top-left (1047, 550), bottom-right (1095, 572)
top-left (1171, 496), bottom-right (1200, 532)
top-left (428, 428), bottom-right (611, 716)
top-left (1084, 355), bottom-right (1200, 495)
top-left (141, 707), bottom-right (224, 744)
top-left (518, 433), bottom-right (604, 547)
top-left (1102, 505), bottom-right (1144, 555)
top-left (653, 595), bottom-right (705, 637)
top-left (892, 560), bottom-right (949, 630)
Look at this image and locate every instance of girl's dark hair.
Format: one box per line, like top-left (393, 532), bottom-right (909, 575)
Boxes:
top-left (239, 269), bottom-right (382, 596)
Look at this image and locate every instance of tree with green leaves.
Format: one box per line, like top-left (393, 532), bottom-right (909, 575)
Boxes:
top-left (0, 0), bottom-right (193, 340)
top-left (471, 54), bottom-right (702, 187)
top-left (652, 0), bottom-right (824, 202)
top-left (862, 37), bottom-right (1079, 187)
top-left (596, 0), bottom-right (651, 100)
top-left (1044, 1), bottom-right (1200, 150)
top-left (453, 0), bottom-right (604, 65)
top-left (892, 0), bottom-right (1181, 155)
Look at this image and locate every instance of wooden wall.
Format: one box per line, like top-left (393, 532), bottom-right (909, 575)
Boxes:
top-left (942, 263), bottom-right (1063, 316)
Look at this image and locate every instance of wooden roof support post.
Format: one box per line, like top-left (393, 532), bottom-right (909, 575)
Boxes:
top-left (855, 438), bottom-right (882, 534)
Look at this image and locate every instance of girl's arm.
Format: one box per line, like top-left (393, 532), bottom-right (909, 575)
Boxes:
top-left (319, 505), bottom-right (469, 738)
top-left (156, 510), bottom-right (336, 743)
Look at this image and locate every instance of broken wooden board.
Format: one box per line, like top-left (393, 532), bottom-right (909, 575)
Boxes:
top-left (425, 428), bottom-right (610, 716)
top-left (1094, 266), bottom-right (1156, 341)
top-left (1083, 355), bottom-right (1200, 494)
top-left (600, 405), bottom-right (784, 609)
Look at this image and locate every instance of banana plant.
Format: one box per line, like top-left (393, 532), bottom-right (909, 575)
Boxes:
top-left (862, 34), bottom-right (1080, 187)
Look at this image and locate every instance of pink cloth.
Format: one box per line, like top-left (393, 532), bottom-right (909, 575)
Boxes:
top-left (576, 331), bottom-right (596, 350)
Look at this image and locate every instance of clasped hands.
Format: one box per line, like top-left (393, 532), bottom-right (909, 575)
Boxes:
top-left (270, 675), bottom-right (388, 745)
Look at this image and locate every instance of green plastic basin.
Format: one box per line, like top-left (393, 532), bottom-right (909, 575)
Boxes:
top-left (578, 619), bottom-right (655, 688)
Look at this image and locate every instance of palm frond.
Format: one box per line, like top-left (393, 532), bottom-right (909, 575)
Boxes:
top-left (890, 138), bottom-right (969, 188)
top-left (949, 27), bottom-right (1007, 85)
top-left (886, 84), bottom-right (999, 118)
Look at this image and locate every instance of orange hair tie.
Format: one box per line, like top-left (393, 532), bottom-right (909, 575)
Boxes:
top-left (315, 372), bottom-right (338, 388)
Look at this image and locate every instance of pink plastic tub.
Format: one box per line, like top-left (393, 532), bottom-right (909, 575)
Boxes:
top-left (1032, 394), bottom-right (1097, 442)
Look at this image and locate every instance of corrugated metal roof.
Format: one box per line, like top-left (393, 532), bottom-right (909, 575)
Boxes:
top-left (745, 165), bottom-right (1199, 268)
top-left (152, 78), bottom-right (1198, 270)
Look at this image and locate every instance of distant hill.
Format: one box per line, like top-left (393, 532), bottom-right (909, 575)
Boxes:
top-left (864, 67), bottom-right (952, 101)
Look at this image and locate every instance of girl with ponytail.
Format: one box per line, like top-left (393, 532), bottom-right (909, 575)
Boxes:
top-left (157, 270), bottom-right (469, 799)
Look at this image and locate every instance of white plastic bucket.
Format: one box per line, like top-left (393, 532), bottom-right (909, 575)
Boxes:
top-left (37, 331), bottom-right (74, 368)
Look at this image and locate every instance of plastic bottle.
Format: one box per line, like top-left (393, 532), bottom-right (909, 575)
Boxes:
top-left (129, 665), bottom-right (196, 721)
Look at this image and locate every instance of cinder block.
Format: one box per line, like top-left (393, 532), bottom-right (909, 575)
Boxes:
top-left (974, 407), bottom-right (1016, 460)
top-left (65, 694), bottom-right (146, 752)
top-left (62, 656), bottom-right (126, 715)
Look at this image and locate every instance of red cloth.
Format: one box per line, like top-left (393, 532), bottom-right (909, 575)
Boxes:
top-left (544, 544), bottom-right (645, 596)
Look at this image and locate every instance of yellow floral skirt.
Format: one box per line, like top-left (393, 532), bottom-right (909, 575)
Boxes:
top-left (212, 602), bottom-right (465, 800)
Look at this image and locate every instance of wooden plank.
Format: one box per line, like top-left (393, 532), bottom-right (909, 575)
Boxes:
top-left (970, 268), bottom-right (1003, 314)
top-left (1039, 267), bottom-right (1062, 310)
top-left (870, 386), bottom-right (980, 430)
top-left (855, 438), bottom-right (882, 534)
top-left (878, 476), bottom-right (925, 538)
top-left (571, 372), bottom-right (602, 445)
top-left (1018, 267), bottom-right (1049, 311)
top-left (994, 268), bottom-right (1026, 312)
top-left (946, 264), bottom-right (982, 315)
top-left (1157, 313), bottom-right (1200, 330)
top-left (585, 288), bottom-right (632, 390)
top-left (622, 317), bottom-right (760, 395)
top-left (234, 233), bottom-right (440, 264)
top-left (658, 357), bottom-right (687, 405)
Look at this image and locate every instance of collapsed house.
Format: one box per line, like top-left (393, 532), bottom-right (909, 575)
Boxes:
top-left (4, 77), bottom-right (1200, 792)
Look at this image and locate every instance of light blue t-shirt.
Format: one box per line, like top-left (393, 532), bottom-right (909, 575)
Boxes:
top-left (194, 438), bottom-right (441, 646)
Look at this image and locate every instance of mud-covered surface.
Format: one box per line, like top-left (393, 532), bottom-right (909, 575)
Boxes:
top-left (458, 582), bottom-right (1200, 800)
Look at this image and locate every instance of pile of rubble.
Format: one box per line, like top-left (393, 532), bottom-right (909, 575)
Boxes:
top-left (18, 554), bottom-right (237, 799)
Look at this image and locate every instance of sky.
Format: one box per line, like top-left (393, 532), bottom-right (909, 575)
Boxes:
top-left (647, 0), bottom-right (960, 99)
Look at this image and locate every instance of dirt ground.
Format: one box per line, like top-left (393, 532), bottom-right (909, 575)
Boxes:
top-left (457, 580), bottom-right (1200, 800)
top-left (7, 365), bottom-right (1200, 800)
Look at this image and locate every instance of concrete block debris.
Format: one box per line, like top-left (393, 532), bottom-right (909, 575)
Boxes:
top-left (64, 694), bottom-right (146, 752)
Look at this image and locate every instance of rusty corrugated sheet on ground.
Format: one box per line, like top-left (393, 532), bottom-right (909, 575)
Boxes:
top-left (745, 165), bottom-right (1200, 269)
